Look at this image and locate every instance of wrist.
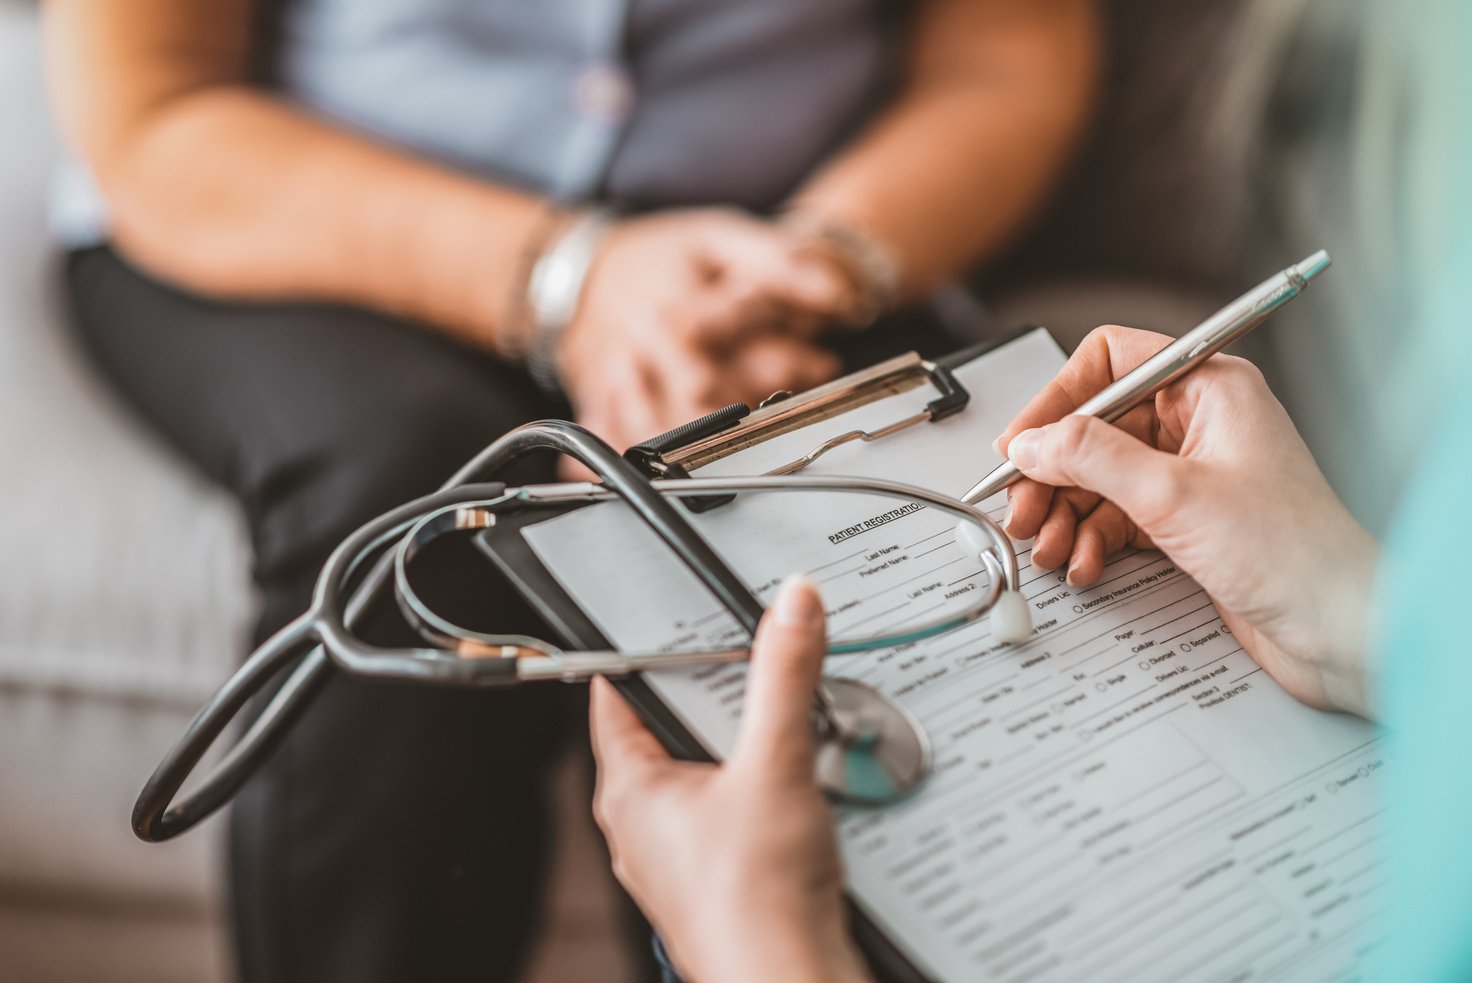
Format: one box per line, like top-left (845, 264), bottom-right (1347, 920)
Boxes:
top-left (687, 918), bottom-right (871, 983)
top-left (674, 886), bottom-right (871, 983)
top-left (780, 208), bottom-right (902, 327)
top-left (501, 206), bottom-right (614, 393)
top-left (1289, 506), bottom-right (1377, 715)
top-left (1304, 519), bottom-right (1380, 717)
top-left (496, 204), bottom-right (571, 358)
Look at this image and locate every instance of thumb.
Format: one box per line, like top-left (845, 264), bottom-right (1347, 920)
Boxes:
top-left (589, 675), bottom-right (670, 775)
top-left (1006, 416), bottom-right (1193, 533)
top-left (772, 256), bottom-right (852, 317)
top-left (731, 576), bottom-right (828, 774)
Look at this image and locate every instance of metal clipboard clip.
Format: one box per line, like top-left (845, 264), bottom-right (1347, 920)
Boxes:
top-left (624, 351), bottom-right (970, 511)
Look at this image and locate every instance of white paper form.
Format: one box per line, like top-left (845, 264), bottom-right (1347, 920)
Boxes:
top-left (524, 330), bottom-right (1386, 982)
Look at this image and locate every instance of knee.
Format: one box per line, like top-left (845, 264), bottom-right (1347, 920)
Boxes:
top-left (250, 377), bottom-right (552, 574)
top-left (375, 360), bottom-right (560, 484)
top-left (258, 670), bottom-right (573, 821)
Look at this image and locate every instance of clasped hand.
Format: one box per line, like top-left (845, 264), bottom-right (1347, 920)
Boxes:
top-left (557, 208), bottom-right (860, 475)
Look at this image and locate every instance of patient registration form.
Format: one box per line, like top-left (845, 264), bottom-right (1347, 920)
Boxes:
top-left (524, 330), bottom-right (1386, 982)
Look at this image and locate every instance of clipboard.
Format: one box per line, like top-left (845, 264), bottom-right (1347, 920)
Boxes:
top-left (476, 326), bottom-right (1042, 983)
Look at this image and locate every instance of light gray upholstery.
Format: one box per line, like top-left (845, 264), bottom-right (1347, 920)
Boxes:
top-left (0, 12), bottom-right (639, 981)
top-left (0, 6), bottom-right (250, 980)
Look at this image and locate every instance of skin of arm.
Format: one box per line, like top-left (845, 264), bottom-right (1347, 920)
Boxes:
top-left (44, 0), bottom-right (854, 462)
top-left (789, 0), bottom-right (1102, 297)
top-left (48, 0), bottom-right (1100, 466)
top-left (46, 0), bottom-right (849, 464)
top-left (44, 0), bottom-right (548, 351)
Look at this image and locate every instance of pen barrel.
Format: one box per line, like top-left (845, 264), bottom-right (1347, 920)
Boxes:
top-left (965, 281), bottom-right (1294, 506)
top-left (1075, 272), bottom-right (1301, 423)
top-left (962, 460), bottom-right (1021, 505)
top-left (961, 252), bottom-right (1328, 508)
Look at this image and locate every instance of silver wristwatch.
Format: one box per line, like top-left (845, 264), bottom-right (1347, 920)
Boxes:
top-left (524, 208), bottom-right (614, 394)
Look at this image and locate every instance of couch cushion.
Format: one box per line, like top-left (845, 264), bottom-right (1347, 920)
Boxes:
top-left (0, 3), bottom-right (253, 913)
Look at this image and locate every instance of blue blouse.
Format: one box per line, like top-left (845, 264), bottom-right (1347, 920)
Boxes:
top-left (52, 0), bottom-right (900, 245)
top-left (1377, 379), bottom-right (1472, 980)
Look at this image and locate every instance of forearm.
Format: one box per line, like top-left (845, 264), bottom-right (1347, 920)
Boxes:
top-left (1307, 513), bottom-right (1381, 719)
top-left (672, 900), bottom-right (875, 983)
top-left (46, 0), bottom-right (545, 350)
top-left (101, 91), bottom-right (544, 348)
top-left (689, 934), bottom-right (872, 983)
top-left (791, 0), bottom-right (1100, 296)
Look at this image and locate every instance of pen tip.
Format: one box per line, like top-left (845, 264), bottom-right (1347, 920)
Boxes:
top-left (1294, 249), bottom-right (1332, 282)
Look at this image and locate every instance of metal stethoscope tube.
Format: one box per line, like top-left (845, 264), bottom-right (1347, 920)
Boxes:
top-left (133, 420), bottom-right (1021, 841)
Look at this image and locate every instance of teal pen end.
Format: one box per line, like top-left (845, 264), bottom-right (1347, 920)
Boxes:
top-left (1294, 249), bottom-right (1333, 282)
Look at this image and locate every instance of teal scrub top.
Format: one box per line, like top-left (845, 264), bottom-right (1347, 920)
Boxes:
top-left (1378, 379), bottom-right (1472, 979)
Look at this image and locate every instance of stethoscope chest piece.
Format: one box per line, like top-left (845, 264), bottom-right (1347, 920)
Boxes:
top-left (813, 677), bottom-right (932, 804)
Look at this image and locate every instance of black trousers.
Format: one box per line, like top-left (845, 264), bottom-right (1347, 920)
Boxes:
top-left (65, 247), bottom-right (954, 983)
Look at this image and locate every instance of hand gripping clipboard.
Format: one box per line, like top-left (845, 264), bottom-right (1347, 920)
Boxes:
top-left (476, 327), bottom-right (1040, 983)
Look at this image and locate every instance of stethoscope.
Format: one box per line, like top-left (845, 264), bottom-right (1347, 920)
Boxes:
top-left (133, 419), bottom-right (1028, 843)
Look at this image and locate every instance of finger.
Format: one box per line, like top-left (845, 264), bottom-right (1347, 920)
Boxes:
top-left (1065, 500), bottom-right (1136, 587)
top-left (1113, 403), bottom-right (1158, 448)
top-left (700, 217), bottom-right (857, 324)
top-left (620, 360), bottom-right (682, 449)
top-left (731, 576), bottom-right (828, 775)
top-left (992, 326), bottom-right (1176, 456)
top-left (575, 356), bottom-right (660, 449)
top-left (560, 404), bottom-right (603, 481)
top-left (590, 675), bottom-right (671, 774)
top-left (682, 278), bottom-right (835, 350)
top-left (776, 306), bottom-right (832, 339)
top-left (762, 254), bottom-right (854, 322)
top-left (709, 248), bottom-right (853, 322)
top-left (728, 288), bottom-right (831, 341)
top-left (569, 404), bottom-right (615, 470)
top-left (734, 336), bottom-right (841, 398)
top-left (1001, 403), bottom-right (1151, 543)
top-left (1006, 416), bottom-right (1194, 534)
top-left (1031, 495), bottom-right (1078, 572)
top-left (648, 339), bottom-right (738, 418)
top-left (1025, 487), bottom-right (1101, 570)
top-left (701, 218), bottom-right (803, 286)
top-left (1004, 478), bottom-right (1054, 541)
top-left (676, 288), bottom-right (771, 350)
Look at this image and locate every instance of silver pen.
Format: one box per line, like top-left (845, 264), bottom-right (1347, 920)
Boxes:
top-left (962, 249), bottom-right (1332, 506)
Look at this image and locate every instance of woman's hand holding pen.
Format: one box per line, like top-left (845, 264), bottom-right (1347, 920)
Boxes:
top-left (587, 324), bottom-right (1384, 983)
top-left (994, 326), bottom-right (1379, 717)
top-left (590, 577), bottom-right (871, 983)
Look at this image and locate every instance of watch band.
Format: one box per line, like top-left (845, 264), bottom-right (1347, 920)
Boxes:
top-left (525, 208), bottom-right (614, 394)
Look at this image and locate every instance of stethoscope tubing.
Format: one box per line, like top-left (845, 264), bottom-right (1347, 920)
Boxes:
top-left (132, 420), bottom-right (1020, 842)
top-left (134, 420), bottom-right (781, 841)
